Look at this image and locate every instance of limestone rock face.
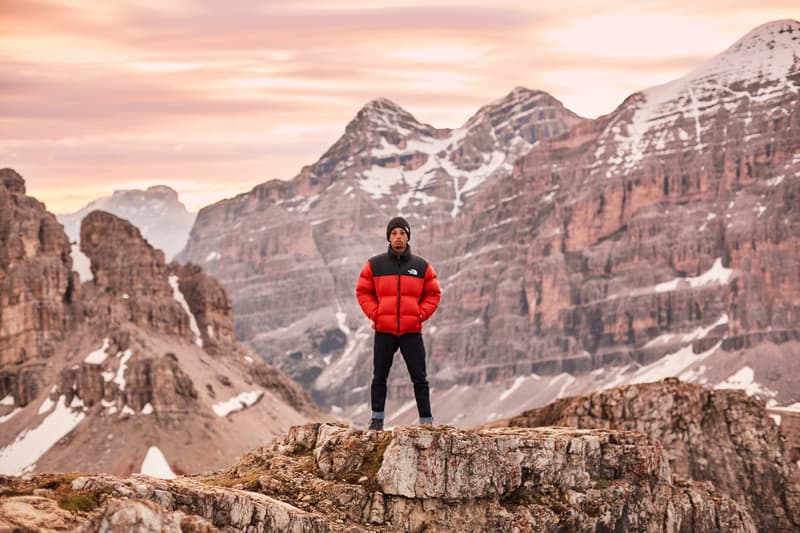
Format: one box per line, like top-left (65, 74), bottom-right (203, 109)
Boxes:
top-left (56, 348), bottom-right (199, 415)
top-left (177, 88), bottom-right (582, 392)
top-left (167, 262), bottom-right (234, 354)
top-left (428, 20), bottom-right (800, 391)
top-left (177, 22), bottom-right (800, 419)
top-left (75, 499), bottom-right (218, 533)
top-left (81, 210), bottom-right (169, 297)
top-left (79, 210), bottom-right (207, 346)
top-left (0, 422), bottom-right (757, 532)
top-left (0, 168), bottom-right (78, 366)
top-left (507, 379), bottom-right (800, 532)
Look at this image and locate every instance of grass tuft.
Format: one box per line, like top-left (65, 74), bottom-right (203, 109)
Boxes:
top-left (58, 492), bottom-right (98, 513)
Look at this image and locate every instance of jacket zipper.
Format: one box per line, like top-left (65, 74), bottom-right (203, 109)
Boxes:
top-left (396, 256), bottom-right (402, 334)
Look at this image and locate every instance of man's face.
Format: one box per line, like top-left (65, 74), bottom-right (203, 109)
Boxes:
top-left (389, 227), bottom-right (409, 252)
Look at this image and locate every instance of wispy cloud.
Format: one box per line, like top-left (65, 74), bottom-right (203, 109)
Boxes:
top-left (1, 0), bottom-right (797, 212)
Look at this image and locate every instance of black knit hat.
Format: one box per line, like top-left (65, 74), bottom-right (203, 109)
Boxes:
top-left (386, 216), bottom-right (411, 241)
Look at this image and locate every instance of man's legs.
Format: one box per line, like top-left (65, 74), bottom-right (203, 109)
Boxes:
top-left (371, 332), bottom-right (398, 423)
top-left (398, 333), bottom-right (433, 423)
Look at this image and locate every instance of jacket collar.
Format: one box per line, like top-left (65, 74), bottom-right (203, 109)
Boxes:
top-left (387, 244), bottom-right (411, 262)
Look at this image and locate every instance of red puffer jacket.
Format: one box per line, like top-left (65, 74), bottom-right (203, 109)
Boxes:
top-left (356, 246), bottom-right (441, 335)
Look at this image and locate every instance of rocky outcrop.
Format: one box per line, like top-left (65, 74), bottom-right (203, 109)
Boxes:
top-left (507, 379), bottom-right (800, 532)
top-left (57, 349), bottom-right (198, 414)
top-left (0, 175), bottom-right (321, 477)
top-left (0, 363), bottom-right (46, 407)
top-left (0, 423), bottom-right (756, 532)
top-left (80, 210), bottom-right (170, 297)
top-left (0, 168), bottom-right (78, 367)
top-left (79, 210), bottom-right (207, 346)
top-left (76, 499), bottom-right (218, 533)
top-left (0, 494), bottom-right (84, 532)
top-left (167, 262), bottom-right (234, 354)
top-left (266, 424), bottom-right (754, 531)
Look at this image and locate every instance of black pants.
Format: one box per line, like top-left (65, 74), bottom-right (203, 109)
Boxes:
top-left (371, 332), bottom-right (432, 418)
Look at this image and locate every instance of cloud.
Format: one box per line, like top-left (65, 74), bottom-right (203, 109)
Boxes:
top-left (3, 0), bottom-right (798, 213)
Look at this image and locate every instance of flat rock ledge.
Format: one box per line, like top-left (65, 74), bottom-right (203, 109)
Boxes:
top-left (0, 424), bottom-right (756, 532)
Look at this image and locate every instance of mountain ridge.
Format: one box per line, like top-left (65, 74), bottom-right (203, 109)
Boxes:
top-left (182, 19), bottom-right (799, 429)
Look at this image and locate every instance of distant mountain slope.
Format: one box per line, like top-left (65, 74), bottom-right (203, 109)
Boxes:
top-left (58, 185), bottom-right (195, 280)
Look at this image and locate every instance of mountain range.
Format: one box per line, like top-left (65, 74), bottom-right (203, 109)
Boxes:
top-left (1, 18), bottom-right (799, 531)
top-left (175, 19), bottom-right (800, 427)
top-left (0, 170), bottom-right (319, 477)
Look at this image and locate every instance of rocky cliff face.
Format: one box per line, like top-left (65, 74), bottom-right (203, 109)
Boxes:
top-left (182, 20), bottom-right (800, 424)
top-left (79, 210), bottom-right (197, 342)
top-left (505, 379), bottom-right (800, 532)
top-left (0, 176), bottom-right (321, 477)
top-left (0, 422), bottom-right (756, 532)
top-left (431, 19), bottom-right (800, 383)
top-left (177, 88), bottom-right (583, 399)
top-left (0, 169), bottom-right (79, 367)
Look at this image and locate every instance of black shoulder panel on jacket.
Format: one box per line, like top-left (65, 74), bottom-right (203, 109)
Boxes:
top-left (369, 252), bottom-right (429, 278)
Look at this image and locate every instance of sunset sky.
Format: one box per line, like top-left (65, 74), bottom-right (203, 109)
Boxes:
top-left (2, 1), bottom-right (798, 213)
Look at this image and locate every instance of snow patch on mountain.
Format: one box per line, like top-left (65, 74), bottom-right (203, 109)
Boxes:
top-left (168, 275), bottom-right (203, 347)
top-left (140, 446), bottom-right (177, 479)
top-left (212, 391), bottom-right (263, 417)
top-left (0, 409), bottom-right (22, 424)
top-left (84, 338), bottom-right (110, 364)
top-left (608, 20), bottom-right (800, 173)
top-left (715, 366), bottom-right (778, 398)
top-left (655, 259), bottom-right (733, 292)
top-left (113, 349), bottom-right (133, 391)
top-left (0, 396), bottom-right (86, 475)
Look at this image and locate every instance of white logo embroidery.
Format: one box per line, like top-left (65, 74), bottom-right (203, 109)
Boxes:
top-left (408, 269), bottom-right (418, 276)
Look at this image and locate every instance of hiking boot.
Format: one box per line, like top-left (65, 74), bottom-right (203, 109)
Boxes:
top-left (368, 418), bottom-right (384, 431)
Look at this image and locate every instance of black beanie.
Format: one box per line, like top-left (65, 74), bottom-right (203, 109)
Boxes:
top-left (386, 216), bottom-right (411, 241)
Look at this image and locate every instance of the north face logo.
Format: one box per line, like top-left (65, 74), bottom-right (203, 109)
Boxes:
top-left (408, 269), bottom-right (418, 276)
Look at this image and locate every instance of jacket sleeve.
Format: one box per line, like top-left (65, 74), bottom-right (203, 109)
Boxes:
top-left (356, 260), bottom-right (379, 321)
top-left (419, 264), bottom-right (441, 322)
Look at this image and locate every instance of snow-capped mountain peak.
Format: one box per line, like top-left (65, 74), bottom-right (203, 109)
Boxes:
top-left (347, 89), bottom-right (581, 215)
top-left (602, 18), bottom-right (800, 173)
top-left (349, 97), bottom-right (437, 138)
top-left (724, 19), bottom-right (800, 57)
top-left (686, 18), bottom-right (800, 89)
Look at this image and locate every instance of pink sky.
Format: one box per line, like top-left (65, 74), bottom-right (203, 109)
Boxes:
top-left (2, 1), bottom-right (798, 213)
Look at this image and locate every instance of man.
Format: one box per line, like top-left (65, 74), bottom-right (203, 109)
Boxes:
top-left (356, 216), bottom-right (441, 430)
